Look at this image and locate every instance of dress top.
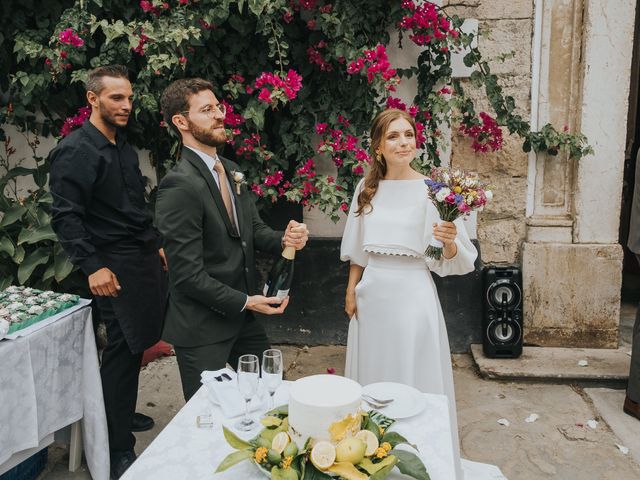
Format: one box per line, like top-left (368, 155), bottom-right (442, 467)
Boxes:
top-left (340, 178), bottom-right (477, 276)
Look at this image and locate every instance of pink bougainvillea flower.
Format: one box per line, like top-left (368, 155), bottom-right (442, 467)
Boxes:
top-left (315, 123), bottom-right (328, 135)
top-left (58, 28), bottom-right (84, 47)
top-left (60, 105), bottom-right (91, 137)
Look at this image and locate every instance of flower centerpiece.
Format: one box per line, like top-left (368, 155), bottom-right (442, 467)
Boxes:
top-left (216, 406), bottom-right (430, 480)
top-left (424, 168), bottom-right (493, 260)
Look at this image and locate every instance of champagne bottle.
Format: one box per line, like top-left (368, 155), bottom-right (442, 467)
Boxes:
top-left (263, 246), bottom-right (296, 306)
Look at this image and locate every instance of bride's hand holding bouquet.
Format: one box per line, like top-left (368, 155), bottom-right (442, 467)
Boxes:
top-left (424, 168), bottom-right (493, 260)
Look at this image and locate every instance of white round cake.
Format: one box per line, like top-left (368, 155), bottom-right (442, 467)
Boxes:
top-left (287, 374), bottom-right (362, 447)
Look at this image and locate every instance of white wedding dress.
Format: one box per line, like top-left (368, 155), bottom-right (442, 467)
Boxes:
top-left (341, 178), bottom-right (507, 480)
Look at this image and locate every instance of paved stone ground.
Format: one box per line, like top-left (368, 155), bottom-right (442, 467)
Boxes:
top-left (38, 304), bottom-right (640, 479)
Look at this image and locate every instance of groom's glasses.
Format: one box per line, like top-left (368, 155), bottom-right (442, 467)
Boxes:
top-left (180, 103), bottom-right (227, 118)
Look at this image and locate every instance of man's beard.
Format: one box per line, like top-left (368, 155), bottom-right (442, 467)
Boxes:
top-left (99, 110), bottom-right (128, 130)
top-left (189, 119), bottom-right (226, 147)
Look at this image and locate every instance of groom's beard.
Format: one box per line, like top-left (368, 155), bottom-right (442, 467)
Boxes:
top-left (188, 119), bottom-right (226, 148)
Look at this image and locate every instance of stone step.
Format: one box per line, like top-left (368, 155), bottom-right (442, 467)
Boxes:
top-left (470, 344), bottom-right (631, 384)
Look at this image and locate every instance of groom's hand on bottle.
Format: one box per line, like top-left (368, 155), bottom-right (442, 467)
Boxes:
top-left (283, 220), bottom-right (309, 250)
top-left (246, 295), bottom-right (290, 314)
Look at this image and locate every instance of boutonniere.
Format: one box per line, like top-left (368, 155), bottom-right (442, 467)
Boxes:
top-left (230, 170), bottom-right (246, 194)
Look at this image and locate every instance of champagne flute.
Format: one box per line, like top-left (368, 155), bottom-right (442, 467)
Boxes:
top-left (262, 349), bottom-right (283, 411)
top-left (234, 354), bottom-right (260, 431)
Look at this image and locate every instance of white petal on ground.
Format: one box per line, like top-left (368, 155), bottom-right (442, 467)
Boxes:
top-left (616, 444), bottom-right (629, 455)
top-left (587, 419), bottom-right (598, 429)
top-left (577, 360), bottom-right (589, 367)
top-left (497, 418), bottom-right (510, 426)
top-left (524, 414), bottom-right (539, 423)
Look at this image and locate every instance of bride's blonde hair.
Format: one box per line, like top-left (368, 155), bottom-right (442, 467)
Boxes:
top-left (356, 109), bottom-right (416, 215)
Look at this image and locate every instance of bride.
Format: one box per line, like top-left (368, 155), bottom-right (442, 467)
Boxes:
top-left (340, 108), bottom-right (477, 480)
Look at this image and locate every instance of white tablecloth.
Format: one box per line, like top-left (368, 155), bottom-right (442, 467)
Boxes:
top-left (0, 300), bottom-right (109, 480)
top-left (121, 383), bottom-right (459, 480)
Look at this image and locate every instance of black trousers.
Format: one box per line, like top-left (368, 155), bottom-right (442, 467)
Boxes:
top-left (174, 314), bottom-right (270, 401)
top-left (96, 296), bottom-right (143, 454)
top-left (630, 256), bottom-right (640, 402)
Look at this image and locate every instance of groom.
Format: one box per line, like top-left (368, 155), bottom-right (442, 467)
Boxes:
top-left (156, 78), bottom-right (308, 401)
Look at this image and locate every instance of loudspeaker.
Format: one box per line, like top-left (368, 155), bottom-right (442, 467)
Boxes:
top-left (482, 266), bottom-right (523, 358)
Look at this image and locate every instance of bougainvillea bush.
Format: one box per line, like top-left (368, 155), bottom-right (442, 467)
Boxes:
top-left (2, 0), bottom-right (592, 225)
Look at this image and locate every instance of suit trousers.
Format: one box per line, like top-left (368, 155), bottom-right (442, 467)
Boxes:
top-left (174, 314), bottom-right (270, 401)
top-left (629, 255), bottom-right (640, 402)
top-left (96, 296), bottom-right (143, 454)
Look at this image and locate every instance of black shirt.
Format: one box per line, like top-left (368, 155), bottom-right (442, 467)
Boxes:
top-left (49, 120), bottom-right (160, 275)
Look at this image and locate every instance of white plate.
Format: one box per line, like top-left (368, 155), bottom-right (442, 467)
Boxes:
top-left (362, 382), bottom-right (426, 419)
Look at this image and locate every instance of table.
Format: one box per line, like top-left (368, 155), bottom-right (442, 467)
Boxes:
top-left (121, 383), bottom-right (459, 480)
top-left (0, 300), bottom-right (109, 480)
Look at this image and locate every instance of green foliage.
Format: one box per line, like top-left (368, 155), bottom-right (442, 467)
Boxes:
top-left (0, 133), bottom-right (82, 290)
top-left (1, 0), bottom-right (592, 224)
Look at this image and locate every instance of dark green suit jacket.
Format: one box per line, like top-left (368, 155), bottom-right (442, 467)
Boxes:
top-left (155, 147), bottom-right (282, 347)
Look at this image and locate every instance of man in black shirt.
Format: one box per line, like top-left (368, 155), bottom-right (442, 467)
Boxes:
top-left (48, 65), bottom-right (167, 479)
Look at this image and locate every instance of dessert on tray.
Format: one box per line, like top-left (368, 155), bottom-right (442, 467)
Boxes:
top-left (0, 285), bottom-right (80, 336)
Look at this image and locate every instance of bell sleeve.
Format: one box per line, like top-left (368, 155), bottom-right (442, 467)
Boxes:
top-left (340, 179), bottom-right (369, 267)
top-left (426, 214), bottom-right (478, 277)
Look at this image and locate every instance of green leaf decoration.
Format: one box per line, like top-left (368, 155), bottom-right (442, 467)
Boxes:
top-left (214, 449), bottom-right (253, 473)
top-left (0, 204), bottom-right (27, 227)
top-left (17, 224), bottom-right (57, 245)
top-left (17, 247), bottom-right (49, 284)
top-left (362, 414), bottom-right (382, 440)
top-left (54, 247), bottom-right (74, 283)
top-left (266, 404), bottom-right (289, 416)
top-left (42, 262), bottom-right (56, 281)
top-left (271, 465), bottom-right (300, 480)
top-left (261, 415), bottom-right (283, 427)
top-left (222, 425), bottom-right (253, 450)
top-left (381, 431), bottom-right (416, 450)
top-left (0, 276), bottom-right (12, 291)
top-left (359, 455), bottom-right (398, 475)
top-left (390, 449), bottom-right (430, 480)
top-left (12, 245), bottom-right (25, 264)
top-left (301, 462), bottom-right (333, 479)
top-left (0, 237), bottom-right (15, 257)
top-left (369, 462), bottom-right (397, 480)
top-left (368, 410), bottom-right (395, 432)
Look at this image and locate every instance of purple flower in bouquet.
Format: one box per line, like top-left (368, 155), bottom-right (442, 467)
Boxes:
top-left (424, 167), bottom-right (493, 260)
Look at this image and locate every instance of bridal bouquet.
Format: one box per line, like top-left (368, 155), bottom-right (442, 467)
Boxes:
top-left (424, 168), bottom-right (493, 260)
top-left (216, 406), bottom-right (429, 479)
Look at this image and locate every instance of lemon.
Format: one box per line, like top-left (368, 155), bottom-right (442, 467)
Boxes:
top-left (355, 430), bottom-right (379, 457)
top-left (271, 431), bottom-right (291, 454)
top-left (310, 441), bottom-right (336, 470)
top-left (335, 438), bottom-right (366, 465)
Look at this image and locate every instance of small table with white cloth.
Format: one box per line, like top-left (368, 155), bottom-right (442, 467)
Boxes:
top-left (121, 381), bottom-right (462, 480)
top-left (0, 299), bottom-right (109, 480)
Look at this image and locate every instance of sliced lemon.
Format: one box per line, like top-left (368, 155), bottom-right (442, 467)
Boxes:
top-left (310, 441), bottom-right (336, 471)
top-left (271, 431), bottom-right (291, 454)
top-left (355, 430), bottom-right (380, 457)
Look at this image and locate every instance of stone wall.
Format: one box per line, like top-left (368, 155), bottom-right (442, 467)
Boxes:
top-left (444, 0), bottom-right (534, 266)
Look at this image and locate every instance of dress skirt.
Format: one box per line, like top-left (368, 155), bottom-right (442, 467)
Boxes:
top-left (345, 253), bottom-right (463, 479)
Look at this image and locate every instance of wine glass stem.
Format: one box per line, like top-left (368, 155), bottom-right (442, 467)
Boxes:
top-left (244, 398), bottom-right (250, 424)
top-left (270, 392), bottom-right (275, 410)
